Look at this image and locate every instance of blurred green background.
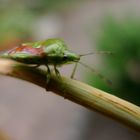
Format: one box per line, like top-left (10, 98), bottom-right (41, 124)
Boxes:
top-left (0, 0), bottom-right (140, 140)
top-left (0, 0), bottom-right (82, 50)
top-left (89, 16), bottom-right (140, 106)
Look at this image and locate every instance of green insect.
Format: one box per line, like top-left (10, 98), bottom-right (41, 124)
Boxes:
top-left (1, 38), bottom-right (112, 84)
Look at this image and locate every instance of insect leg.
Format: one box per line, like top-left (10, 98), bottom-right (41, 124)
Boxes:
top-left (54, 65), bottom-right (60, 77)
top-left (71, 62), bottom-right (78, 79)
top-left (45, 65), bottom-right (51, 83)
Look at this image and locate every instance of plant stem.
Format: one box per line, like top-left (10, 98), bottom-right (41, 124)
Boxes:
top-left (0, 58), bottom-right (140, 132)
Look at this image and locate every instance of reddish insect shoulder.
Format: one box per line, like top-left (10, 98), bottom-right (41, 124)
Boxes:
top-left (7, 45), bottom-right (44, 56)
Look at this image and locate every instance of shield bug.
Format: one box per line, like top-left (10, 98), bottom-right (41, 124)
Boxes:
top-left (1, 38), bottom-right (112, 85)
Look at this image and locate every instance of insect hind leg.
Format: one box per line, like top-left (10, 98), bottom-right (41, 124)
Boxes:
top-left (45, 65), bottom-right (51, 84)
top-left (54, 65), bottom-right (60, 77)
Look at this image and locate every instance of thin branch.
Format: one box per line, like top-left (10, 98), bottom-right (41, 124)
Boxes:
top-left (0, 58), bottom-right (140, 132)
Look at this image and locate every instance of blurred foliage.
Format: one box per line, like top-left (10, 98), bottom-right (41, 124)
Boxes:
top-left (0, 0), bottom-right (83, 50)
top-left (0, 0), bottom-right (82, 14)
top-left (18, 0), bottom-right (82, 13)
top-left (89, 16), bottom-right (140, 106)
top-left (0, 7), bottom-right (34, 50)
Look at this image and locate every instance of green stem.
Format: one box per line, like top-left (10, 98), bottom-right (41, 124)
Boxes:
top-left (0, 58), bottom-right (140, 132)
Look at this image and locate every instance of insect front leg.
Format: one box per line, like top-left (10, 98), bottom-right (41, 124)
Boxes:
top-left (71, 62), bottom-right (78, 79)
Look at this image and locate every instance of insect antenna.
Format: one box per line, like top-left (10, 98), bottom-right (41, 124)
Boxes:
top-left (78, 61), bottom-right (112, 86)
top-left (71, 51), bottom-right (113, 84)
top-left (79, 51), bottom-right (113, 57)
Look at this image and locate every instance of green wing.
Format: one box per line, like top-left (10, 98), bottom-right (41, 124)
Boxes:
top-left (38, 38), bottom-right (69, 56)
top-left (23, 38), bottom-right (68, 49)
